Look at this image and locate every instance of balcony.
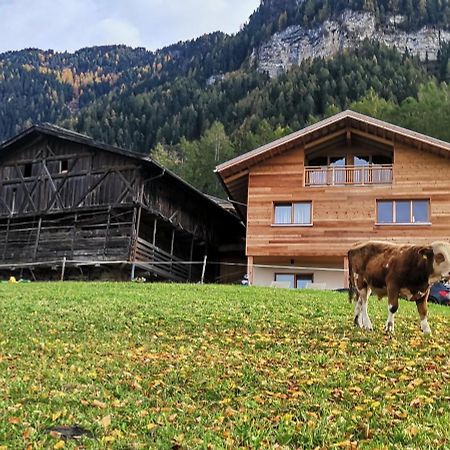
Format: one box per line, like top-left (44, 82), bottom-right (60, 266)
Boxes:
top-left (305, 164), bottom-right (393, 187)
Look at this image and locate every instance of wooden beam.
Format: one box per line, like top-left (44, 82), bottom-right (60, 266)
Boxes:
top-left (13, 164), bottom-right (38, 213)
top-left (1, 218), bottom-right (11, 262)
top-left (170, 229), bottom-right (175, 275)
top-left (248, 256), bottom-right (254, 286)
top-left (42, 162), bottom-right (65, 210)
top-left (71, 213), bottom-right (78, 259)
top-left (75, 170), bottom-right (111, 207)
top-left (46, 144), bottom-right (56, 157)
top-left (152, 218), bottom-right (157, 247)
top-left (223, 169), bottom-right (249, 185)
top-left (188, 237), bottom-right (194, 281)
top-left (33, 217), bottom-right (42, 261)
top-left (350, 128), bottom-right (394, 146)
top-left (0, 194), bottom-right (12, 216)
top-left (114, 169), bottom-right (138, 204)
top-left (47, 157), bottom-right (79, 211)
top-left (1, 165), bottom-right (141, 185)
top-left (102, 207), bottom-right (112, 258)
top-left (304, 129), bottom-right (347, 150)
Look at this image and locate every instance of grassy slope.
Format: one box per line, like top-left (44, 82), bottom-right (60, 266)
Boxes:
top-left (0, 283), bottom-right (449, 449)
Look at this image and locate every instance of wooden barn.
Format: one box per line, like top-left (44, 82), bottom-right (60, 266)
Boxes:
top-left (216, 110), bottom-right (450, 290)
top-left (0, 124), bottom-right (245, 282)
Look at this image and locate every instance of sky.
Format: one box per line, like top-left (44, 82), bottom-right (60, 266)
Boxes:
top-left (0, 0), bottom-right (260, 53)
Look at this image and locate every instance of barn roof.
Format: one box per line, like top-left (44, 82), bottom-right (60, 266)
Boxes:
top-left (0, 123), bottom-right (243, 224)
top-left (215, 109), bottom-right (450, 217)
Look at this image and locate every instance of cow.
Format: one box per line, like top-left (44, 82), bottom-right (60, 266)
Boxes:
top-left (348, 241), bottom-right (450, 334)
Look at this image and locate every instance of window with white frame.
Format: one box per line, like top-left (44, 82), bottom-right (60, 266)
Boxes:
top-left (376, 200), bottom-right (430, 224)
top-left (275, 273), bottom-right (314, 289)
top-left (274, 202), bottom-right (312, 225)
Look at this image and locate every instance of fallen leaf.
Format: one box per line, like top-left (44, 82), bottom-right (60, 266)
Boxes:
top-left (52, 411), bottom-right (63, 421)
top-left (92, 400), bottom-right (107, 409)
top-left (99, 414), bottom-right (111, 429)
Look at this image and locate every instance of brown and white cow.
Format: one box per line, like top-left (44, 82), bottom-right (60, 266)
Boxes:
top-left (348, 241), bottom-right (450, 334)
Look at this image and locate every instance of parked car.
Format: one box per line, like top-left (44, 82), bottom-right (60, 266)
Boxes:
top-left (429, 281), bottom-right (450, 305)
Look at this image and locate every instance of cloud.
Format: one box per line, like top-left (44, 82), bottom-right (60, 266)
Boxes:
top-left (0, 0), bottom-right (260, 53)
top-left (95, 18), bottom-right (143, 48)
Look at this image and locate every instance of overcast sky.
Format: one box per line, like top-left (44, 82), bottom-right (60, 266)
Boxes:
top-left (0, 0), bottom-right (260, 53)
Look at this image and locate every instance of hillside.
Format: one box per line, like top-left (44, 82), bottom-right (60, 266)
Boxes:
top-left (2, 0), bottom-right (450, 195)
top-left (1, 282), bottom-right (450, 448)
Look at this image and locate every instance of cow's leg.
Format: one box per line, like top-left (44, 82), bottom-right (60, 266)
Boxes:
top-left (353, 274), bottom-right (365, 327)
top-left (385, 287), bottom-right (399, 333)
top-left (355, 287), bottom-right (373, 330)
top-left (358, 287), bottom-right (373, 330)
top-left (416, 292), bottom-right (431, 334)
top-left (353, 296), bottom-right (362, 326)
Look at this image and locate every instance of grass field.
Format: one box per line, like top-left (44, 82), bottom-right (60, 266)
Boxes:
top-left (0, 283), bottom-right (449, 449)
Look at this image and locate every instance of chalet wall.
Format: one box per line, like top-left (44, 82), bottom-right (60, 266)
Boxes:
top-left (246, 141), bottom-right (450, 258)
top-left (253, 257), bottom-right (344, 290)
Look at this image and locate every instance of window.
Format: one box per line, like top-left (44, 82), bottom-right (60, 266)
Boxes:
top-left (377, 200), bottom-right (430, 224)
top-left (274, 202), bottom-right (312, 225)
top-left (59, 160), bottom-right (69, 173)
top-left (24, 163), bottom-right (32, 178)
top-left (275, 273), bottom-right (314, 289)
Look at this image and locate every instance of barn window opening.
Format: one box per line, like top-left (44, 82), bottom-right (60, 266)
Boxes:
top-left (24, 163), bottom-right (32, 178)
top-left (60, 160), bottom-right (69, 173)
top-left (377, 200), bottom-right (430, 224)
top-left (275, 273), bottom-right (314, 289)
top-left (274, 202), bottom-right (312, 225)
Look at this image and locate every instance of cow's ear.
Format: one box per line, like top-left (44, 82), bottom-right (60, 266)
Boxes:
top-left (435, 253), bottom-right (445, 264)
top-left (419, 247), bottom-right (433, 260)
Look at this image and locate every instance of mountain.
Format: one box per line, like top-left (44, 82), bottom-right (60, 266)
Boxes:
top-left (256, 10), bottom-right (450, 77)
top-left (2, 0), bottom-right (450, 196)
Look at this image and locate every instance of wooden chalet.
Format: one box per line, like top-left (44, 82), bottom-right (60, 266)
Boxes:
top-left (216, 110), bottom-right (450, 289)
top-left (0, 124), bottom-right (245, 282)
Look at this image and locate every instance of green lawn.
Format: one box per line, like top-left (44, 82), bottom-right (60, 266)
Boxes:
top-left (0, 283), bottom-right (449, 449)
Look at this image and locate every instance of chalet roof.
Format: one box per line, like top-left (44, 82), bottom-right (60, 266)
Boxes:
top-left (0, 123), bottom-right (242, 224)
top-left (215, 110), bottom-right (450, 216)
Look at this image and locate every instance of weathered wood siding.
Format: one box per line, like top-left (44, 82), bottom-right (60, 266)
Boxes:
top-left (0, 137), bottom-right (141, 217)
top-left (246, 141), bottom-right (450, 258)
top-left (0, 208), bottom-right (133, 264)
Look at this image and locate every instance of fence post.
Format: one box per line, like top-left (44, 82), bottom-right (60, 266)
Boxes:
top-left (61, 256), bottom-right (66, 282)
top-left (201, 255), bottom-right (208, 284)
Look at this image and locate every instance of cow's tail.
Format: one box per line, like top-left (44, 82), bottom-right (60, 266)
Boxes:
top-left (347, 251), bottom-right (356, 303)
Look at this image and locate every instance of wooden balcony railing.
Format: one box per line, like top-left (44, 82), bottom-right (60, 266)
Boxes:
top-left (304, 164), bottom-right (393, 187)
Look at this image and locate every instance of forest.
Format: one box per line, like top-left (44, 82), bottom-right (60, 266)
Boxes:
top-left (2, 0), bottom-right (450, 195)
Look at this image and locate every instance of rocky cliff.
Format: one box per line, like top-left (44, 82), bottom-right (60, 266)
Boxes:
top-left (255, 10), bottom-right (450, 77)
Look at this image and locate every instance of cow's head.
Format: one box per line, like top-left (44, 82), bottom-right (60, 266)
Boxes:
top-left (431, 241), bottom-right (450, 280)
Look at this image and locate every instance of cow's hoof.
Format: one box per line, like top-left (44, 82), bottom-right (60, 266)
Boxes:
top-left (420, 319), bottom-right (431, 335)
top-left (357, 315), bottom-right (365, 329)
top-left (384, 321), bottom-right (394, 333)
top-left (358, 314), bottom-right (373, 331)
